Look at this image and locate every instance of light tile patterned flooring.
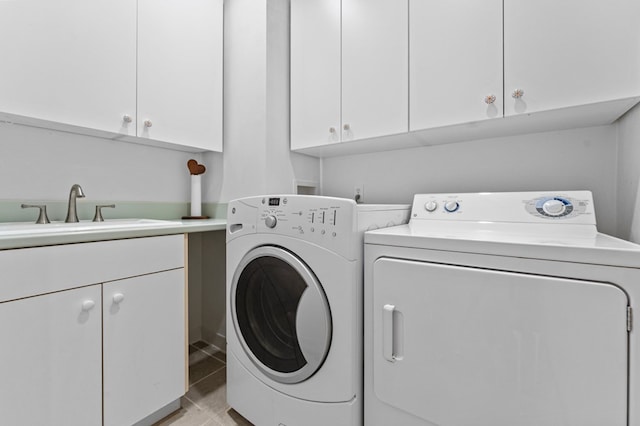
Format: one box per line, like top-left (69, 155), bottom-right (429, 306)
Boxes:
top-left (154, 342), bottom-right (253, 426)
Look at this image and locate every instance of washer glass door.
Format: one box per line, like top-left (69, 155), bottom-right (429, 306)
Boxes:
top-left (232, 246), bottom-right (332, 384)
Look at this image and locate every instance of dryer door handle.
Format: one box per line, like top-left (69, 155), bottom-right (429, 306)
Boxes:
top-left (383, 304), bottom-right (396, 362)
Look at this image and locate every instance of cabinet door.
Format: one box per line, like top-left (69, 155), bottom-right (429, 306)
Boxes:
top-left (371, 259), bottom-right (628, 425)
top-left (504, 0), bottom-right (640, 116)
top-left (290, 0), bottom-right (342, 150)
top-left (0, 286), bottom-right (102, 426)
top-left (342, 0), bottom-right (408, 142)
top-left (138, 0), bottom-right (223, 151)
top-left (103, 268), bottom-right (186, 426)
top-left (0, 0), bottom-right (136, 134)
top-left (410, 0), bottom-right (503, 131)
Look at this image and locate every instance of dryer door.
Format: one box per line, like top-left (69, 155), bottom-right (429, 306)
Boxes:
top-left (371, 258), bottom-right (629, 426)
top-left (231, 246), bottom-right (332, 384)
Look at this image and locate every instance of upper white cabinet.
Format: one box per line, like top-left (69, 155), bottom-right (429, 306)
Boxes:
top-left (504, 0), bottom-right (640, 117)
top-left (291, 0), bottom-right (342, 150)
top-left (342, 0), bottom-right (409, 142)
top-left (293, 0), bottom-right (640, 157)
top-left (138, 0), bottom-right (223, 151)
top-left (0, 0), bottom-right (137, 134)
top-left (0, 0), bottom-right (223, 152)
top-left (291, 0), bottom-right (408, 150)
top-left (409, 0), bottom-right (503, 130)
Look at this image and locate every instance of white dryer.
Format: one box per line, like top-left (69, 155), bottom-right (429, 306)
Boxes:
top-left (364, 191), bottom-right (640, 426)
top-left (226, 195), bottom-right (409, 426)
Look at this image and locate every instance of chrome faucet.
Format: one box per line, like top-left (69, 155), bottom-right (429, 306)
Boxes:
top-left (65, 184), bottom-right (85, 223)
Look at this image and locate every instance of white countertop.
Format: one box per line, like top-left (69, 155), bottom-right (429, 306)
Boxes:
top-left (0, 218), bottom-right (227, 250)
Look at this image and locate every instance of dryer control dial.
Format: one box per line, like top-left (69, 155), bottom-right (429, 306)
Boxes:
top-left (444, 201), bottom-right (460, 213)
top-left (535, 197), bottom-right (574, 218)
top-left (542, 199), bottom-right (566, 216)
top-left (265, 215), bottom-right (277, 228)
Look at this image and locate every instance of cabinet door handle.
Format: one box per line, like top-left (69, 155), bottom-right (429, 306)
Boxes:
top-left (343, 124), bottom-right (351, 131)
top-left (511, 89), bottom-right (525, 99)
top-left (122, 114), bottom-right (133, 123)
top-left (144, 120), bottom-right (153, 128)
top-left (484, 94), bottom-right (496, 104)
top-left (82, 300), bottom-right (96, 311)
top-left (113, 293), bottom-right (125, 304)
top-left (329, 127), bottom-right (336, 134)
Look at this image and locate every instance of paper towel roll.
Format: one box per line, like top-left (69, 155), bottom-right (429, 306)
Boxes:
top-left (191, 175), bottom-right (202, 217)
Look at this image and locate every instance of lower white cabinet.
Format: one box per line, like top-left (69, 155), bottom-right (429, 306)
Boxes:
top-left (0, 235), bottom-right (186, 426)
top-left (0, 285), bottom-right (103, 426)
top-left (104, 269), bottom-right (186, 426)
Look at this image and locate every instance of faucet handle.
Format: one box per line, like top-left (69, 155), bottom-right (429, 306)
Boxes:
top-left (93, 204), bottom-right (116, 222)
top-left (21, 204), bottom-right (51, 224)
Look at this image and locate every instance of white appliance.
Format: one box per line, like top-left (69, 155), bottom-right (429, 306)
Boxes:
top-left (364, 191), bottom-right (640, 426)
top-left (226, 195), bottom-right (409, 426)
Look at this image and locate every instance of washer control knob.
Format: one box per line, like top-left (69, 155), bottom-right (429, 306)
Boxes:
top-left (424, 201), bottom-right (438, 212)
top-left (265, 215), bottom-right (277, 228)
top-left (444, 201), bottom-right (460, 213)
top-left (542, 199), bottom-right (566, 216)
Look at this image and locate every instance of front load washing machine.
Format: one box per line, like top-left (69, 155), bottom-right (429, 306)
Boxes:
top-left (226, 195), bottom-right (409, 426)
top-left (365, 191), bottom-right (640, 426)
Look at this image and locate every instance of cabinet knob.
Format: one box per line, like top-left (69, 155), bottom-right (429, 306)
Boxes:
top-left (329, 127), bottom-right (336, 134)
top-left (144, 120), bottom-right (153, 128)
top-left (82, 300), bottom-right (96, 311)
top-left (122, 115), bottom-right (132, 123)
top-left (113, 293), bottom-right (125, 304)
top-left (343, 124), bottom-right (350, 131)
top-left (484, 95), bottom-right (496, 104)
top-left (511, 89), bottom-right (525, 99)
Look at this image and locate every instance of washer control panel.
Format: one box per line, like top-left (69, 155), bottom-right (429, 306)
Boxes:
top-left (228, 195), bottom-right (410, 259)
top-left (411, 191), bottom-right (595, 224)
top-left (256, 196), bottom-right (353, 245)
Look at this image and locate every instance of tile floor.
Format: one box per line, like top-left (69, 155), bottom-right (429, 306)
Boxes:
top-left (154, 341), bottom-right (253, 426)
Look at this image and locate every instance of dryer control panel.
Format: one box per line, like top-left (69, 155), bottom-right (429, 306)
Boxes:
top-left (411, 191), bottom-right (596, 224)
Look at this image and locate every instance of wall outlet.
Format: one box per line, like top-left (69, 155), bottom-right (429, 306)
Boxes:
top-left (354, 185), bottom-right (364, 204)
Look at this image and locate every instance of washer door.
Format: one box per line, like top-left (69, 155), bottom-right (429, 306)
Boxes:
top-left (231, 246), bottom-right (332, 384)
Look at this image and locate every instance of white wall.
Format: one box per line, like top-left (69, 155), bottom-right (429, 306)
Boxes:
top-left (322, 125), bottom-right (619, 236)
top-left (617, 103), bottom-right (640, 242)
top-left (202, 0), bottom-right (319, 205)
top-left (0, 122), bottom-right (197, 203)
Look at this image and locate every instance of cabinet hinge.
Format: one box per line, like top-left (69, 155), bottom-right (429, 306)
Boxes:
top-left (628, 306), bottom-right (633, 332)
